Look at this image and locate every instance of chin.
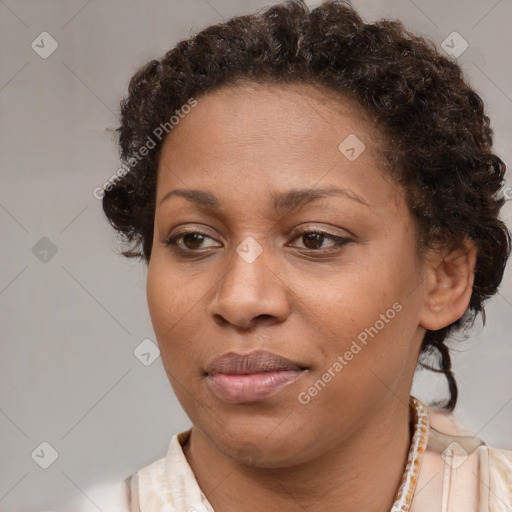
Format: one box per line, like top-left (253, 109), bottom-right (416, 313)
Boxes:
top-left (203, 419), bottom-right (315, 469)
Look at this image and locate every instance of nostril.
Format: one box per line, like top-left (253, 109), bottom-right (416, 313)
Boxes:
top-left (255, 314), bottom-right (273, 321)
top-left (212, 313), bottom-right (229, 326)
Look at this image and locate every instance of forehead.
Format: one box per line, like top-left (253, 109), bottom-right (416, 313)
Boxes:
top-left (161, 81), bottom-right (384, 153)
top-left (155, 82), bottom-right (401, 212)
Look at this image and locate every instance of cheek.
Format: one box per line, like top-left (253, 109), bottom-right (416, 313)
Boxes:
top-left (295, 250), bottom-right (419, 371)
top-left (146, 258), bottom-right (198, 361)
top-left (146, 263), bottom-right (174, 335)
top-left (146, 254), bottom-right (222, 385)
top-left (294, 263), bottom-right (399, 332)
top-left (147, 253), bottom-right (204, 329)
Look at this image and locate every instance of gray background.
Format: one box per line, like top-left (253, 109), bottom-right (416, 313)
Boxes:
top-left (1, 0), bottom-right (511, 510)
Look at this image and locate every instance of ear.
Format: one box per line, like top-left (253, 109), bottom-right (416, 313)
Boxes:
top-left (418, 238), bottom-right (477, 331)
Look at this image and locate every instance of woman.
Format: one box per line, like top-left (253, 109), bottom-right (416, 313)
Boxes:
top-left (84, 0), bottom-right (512, 510)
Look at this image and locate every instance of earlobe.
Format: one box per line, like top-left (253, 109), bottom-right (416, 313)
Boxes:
top-left (418, 239), bottom-right (477, 331)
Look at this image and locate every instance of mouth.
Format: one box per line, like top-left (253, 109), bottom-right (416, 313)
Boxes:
top-left (205, 350), bottom-right (308, 403)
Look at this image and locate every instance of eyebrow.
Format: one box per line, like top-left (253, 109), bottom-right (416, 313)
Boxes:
top-left (158, 186), bottom-right (370, 211)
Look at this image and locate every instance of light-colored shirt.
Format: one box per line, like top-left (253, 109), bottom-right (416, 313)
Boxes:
top-left (68, 396), bottom-right (512, 511)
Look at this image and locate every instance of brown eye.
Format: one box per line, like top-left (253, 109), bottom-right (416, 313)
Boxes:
top-left (181, 233), bottom-right (207, 250)
top-left (165, 231), bottom-right (220, 252)
top-left (302, 232), bottom-right (324, 249)
top-left (290, 230), bottom-right (351, 251)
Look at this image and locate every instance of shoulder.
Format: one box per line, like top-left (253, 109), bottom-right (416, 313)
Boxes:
top-left (488, 445), bottom-right (512, 510)
top-left (62, 475), bottom-right (135, 512)
top-left (68, 457), bottom-right (171, 512)
top-left (426, 405), bottom-right (475, 435)
top-left (422, 404), bottom-right (512, 511)
top-left (63, 432), bottom-right (190, 512)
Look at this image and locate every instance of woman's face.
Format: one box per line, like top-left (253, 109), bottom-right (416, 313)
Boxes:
top-left (147, 82), bottom-right (429, 467)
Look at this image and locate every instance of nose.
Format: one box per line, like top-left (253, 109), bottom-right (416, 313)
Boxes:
top-left (207, 241), bottom-right (291, 330)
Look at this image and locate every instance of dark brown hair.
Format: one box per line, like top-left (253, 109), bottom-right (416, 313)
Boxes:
top-left (103, 0), bottom-right (511, 410)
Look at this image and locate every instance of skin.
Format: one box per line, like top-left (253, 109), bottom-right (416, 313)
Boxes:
top-left (146, 82), bottom-right (477, 511)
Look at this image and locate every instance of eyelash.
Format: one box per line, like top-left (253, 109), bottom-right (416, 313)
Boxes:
top-left (164, 228), bottom-right (351, 255)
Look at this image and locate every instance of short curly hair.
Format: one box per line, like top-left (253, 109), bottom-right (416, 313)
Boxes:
top-left (103, 0), bottom-right (511, 411)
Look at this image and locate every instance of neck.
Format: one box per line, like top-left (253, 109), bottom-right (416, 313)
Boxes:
top-left (183, 398), bottom-right (413, 512)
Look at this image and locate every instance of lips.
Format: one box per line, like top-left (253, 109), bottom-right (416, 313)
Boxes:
top-left (205, 350), bottom-right (306, 403)
top-left (206, 350), bottom-right (303, 375)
